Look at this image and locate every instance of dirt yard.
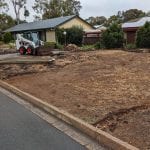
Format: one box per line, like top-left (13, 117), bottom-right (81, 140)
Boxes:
top-left (3, 50), bottom-right (150, 149)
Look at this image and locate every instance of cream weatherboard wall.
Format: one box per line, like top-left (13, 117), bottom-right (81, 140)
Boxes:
top-left (46, 30), bottom-right (56, 42)
top-left (45, 17), bottom-right (93, 42)
top-left (59, 17), bottom-right (93, 30)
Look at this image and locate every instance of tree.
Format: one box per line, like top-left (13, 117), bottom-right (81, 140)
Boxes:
top-left (24, 6), bottom-right (30, 20)
top-left (86, 16), bottom-right (107, 26)
top-left (42, 0), bottom-right (62, 19)
top-left (136, 22), bottom-right (150, 48)
top-left (3, 32), bottom-right (14, 43)
top-left (62, 0), bottom-right (81, 16)
top-left (0, 0), bottom-right (8, 13)
top-left (0, 14), bottom-right (15, 31)
top-left (33, 0), bottom-right (82, 20)
top-left (10, 0), bottom-right (27, 24)
top-left (56, 26), bottom-right (83, 45)
top-left (32, 0), bottom-right (47, 19)
top-left (104, 14), bottom-right (123, 26)
top-left (146, 11), bottom-right (150, 17)
top-left (122, 9), bottom-right (145, 22)
top-left (101, 23), bottom-right (124, 49)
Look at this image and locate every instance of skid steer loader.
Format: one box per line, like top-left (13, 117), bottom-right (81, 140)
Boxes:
top-left (16, 32), bottom-right (44, 55)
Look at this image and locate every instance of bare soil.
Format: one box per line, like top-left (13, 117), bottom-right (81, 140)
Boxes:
top-left (3, 50), bottom-right (150, 149)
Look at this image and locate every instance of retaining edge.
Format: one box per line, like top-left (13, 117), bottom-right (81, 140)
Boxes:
top-left (0, 80), bottom-right (139, 150)
top-left (0, 59), bottom-right (54, 64)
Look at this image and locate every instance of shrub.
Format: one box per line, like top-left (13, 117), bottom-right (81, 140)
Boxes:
top-left (0, 33), bottom-right (3, 41)
top-left (94, 42), bottom-right (104, 49)
top-left (55, 43), bottom-right (63, 49)
top-left (136, 22), bottom-right (150, 48)
top-left (101, 23), bottom-right (124, 49)
top-left (44, 42), bottom-right (56, 48)
top-left (81, 45), bottom-right (95, 51)
top-left (56, 26), bottom-right (83, 46)
top-left (125, 44), bottom-right (136, 50)
top-left (0, 41), bottom-right (4, 45)
top-left (3, 32), bottom-right (14, 43)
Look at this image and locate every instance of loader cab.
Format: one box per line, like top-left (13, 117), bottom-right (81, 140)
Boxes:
top-left (22, 32), bottom-right (40, 46)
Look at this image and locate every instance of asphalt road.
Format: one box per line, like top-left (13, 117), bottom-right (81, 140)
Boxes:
top-left (0, 91), bottom-right (86, 150)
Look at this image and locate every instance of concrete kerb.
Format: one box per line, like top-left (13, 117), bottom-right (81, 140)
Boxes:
top-left (0, 59), bottom-right (55, 64)
top-left (0, 80), bottom-right (139, 150)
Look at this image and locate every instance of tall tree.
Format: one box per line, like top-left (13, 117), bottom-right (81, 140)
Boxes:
top-left (122, 9), bottom-right (145, 22)
top-left (62, 0), bottom-right (81, 16)
top-left (0, 0), bottom-right (8, 13)
top-left (24, 6), bottom-right (30, 20)
top-left (0, 13), bottom-right (15, 31)
top-left (32, 0), bottom-right (47, 19)
top-left (10, 0), bottom-right (27, 24)
top-left (86, 16), bottom-right (107, 26)
top-left (42, 0), bottom-right (62, 19)
top-left (33, 0), bottom-right (82, 20)
top-left (104, 15), bottom-right (122, 26)
top-left (146, 11), bottom-right (150, 17)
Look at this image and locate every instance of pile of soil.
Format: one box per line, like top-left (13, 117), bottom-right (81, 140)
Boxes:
top-left (0, 64), bottom-right (53, 79)
top-left (0, 49), bottom-right (17, 55)
top-left (65, 44), bottom-right (81, 52)
top-left (4, 50), bottom-right (150, 149)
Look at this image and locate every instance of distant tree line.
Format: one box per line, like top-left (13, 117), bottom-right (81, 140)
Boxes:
top-left (33, 0), bottom-right (82, 20)
top-left (86, 9), bottom-right (150, 26)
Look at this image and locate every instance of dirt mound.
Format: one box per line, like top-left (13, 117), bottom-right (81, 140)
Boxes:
top-left (65, 44), bottom-right (81, 52)
top-left (0, 64), bottom-right (52, 79)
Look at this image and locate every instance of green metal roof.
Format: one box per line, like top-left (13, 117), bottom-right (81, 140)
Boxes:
top-left (5, 15), bottom-right (76, 32)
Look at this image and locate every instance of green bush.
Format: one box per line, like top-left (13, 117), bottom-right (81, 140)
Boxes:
top-left (3, 32), bottom-right (14, 43)
top-left (0, 34), bottom-right (3, 41)
top-left (56, 26), bottom-right (83, 46)
top-left (101, 23), bottom-right (124, 49)
top-left (81, 45), bottom-right (95, 51)
top-left (55, 43), bottom-right (63, 49)
top-left (94, 42), bottom-right (104, 49)
top-left (0, 41), bottom-right (4, 45)
top-left (125, 44), bottom-right (136, 50)
top-left (136, 22), bottom-right (150, 48)
top-left (44, 42), bottom-right (56, 48)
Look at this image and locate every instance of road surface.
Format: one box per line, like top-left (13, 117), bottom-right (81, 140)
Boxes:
top-left (0, 91), bottom-right (86, 150)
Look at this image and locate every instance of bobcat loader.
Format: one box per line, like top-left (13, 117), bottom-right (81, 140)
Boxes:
top-left (16, 32), bottom-right (44, 55)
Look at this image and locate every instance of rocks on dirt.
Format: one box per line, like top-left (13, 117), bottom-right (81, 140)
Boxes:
top-left (64, 44), bottom-right (81, 52)
top-left (0, 49), bottom-right (17, 55)
top-left (0, 64), bottom-right (51, 79)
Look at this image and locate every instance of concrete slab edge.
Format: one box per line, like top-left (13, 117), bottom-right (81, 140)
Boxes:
top-left (0, 60), bottom-right (54, 64)
top-left (0, 80), bottom-right (139, 150)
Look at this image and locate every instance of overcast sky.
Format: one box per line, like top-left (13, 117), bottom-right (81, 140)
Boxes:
top-left (7, 0), bottom-right (150, 22)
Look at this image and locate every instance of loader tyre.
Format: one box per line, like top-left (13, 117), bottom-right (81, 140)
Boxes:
top-left (27, 46), bottom-right (33, 55)
top-left (19, 46), bottom-right (26, 55)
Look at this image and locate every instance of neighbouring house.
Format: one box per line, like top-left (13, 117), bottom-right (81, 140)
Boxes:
top-left (83, 25), bottom-right (106, 45)
top-left (83, 30), bottom-right (101, 45)
top-left (5, 15), bottom-right (94, 43)
top-left (122, 17), bottom-right (150, 44)
top-left (94, 25), bottom-right (106, 31)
